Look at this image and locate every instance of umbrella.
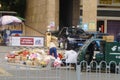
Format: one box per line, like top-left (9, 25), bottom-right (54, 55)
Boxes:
top-left (0, 15), bottom-right (23, 26)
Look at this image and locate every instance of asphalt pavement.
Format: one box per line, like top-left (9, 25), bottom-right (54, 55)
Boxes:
top-left (0, 46), bottom-right (120, 80)
top-left (0, 46), bottom-right (14, 53)
top-left (0, 46), bottom-right (76, 80)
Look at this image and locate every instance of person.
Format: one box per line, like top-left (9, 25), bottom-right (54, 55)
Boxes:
top-left (62, 47), bottom-right (78, 68)
top-left (2, 28), bottom-right (11, 45)
top-left (85, 41), bottom-right (98, 64)
top-left (49, 40), bottom-right (58, 59)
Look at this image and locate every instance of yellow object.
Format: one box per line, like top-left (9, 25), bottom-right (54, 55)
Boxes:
top-left (103, 35), bottom-right (114, 42)
top-left (40, 61), bottom-right (47, 66)
top-left (45, 31), bottom-right (52, 48)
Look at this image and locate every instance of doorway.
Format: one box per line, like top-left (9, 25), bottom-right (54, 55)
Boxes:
top-left (107, 20), bottom-right (120, 39)
top-left (97, 20), bottom-right (104, 33)
top-left (59, 0), bottom-right (73, 30)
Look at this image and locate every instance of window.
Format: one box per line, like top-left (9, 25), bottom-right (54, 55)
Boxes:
top-left (113, 0), bottom-right (120, 3)
top-left (99, 0), bottom-right (112, 4)
top-left (99, 0), bottom-right (120, 4)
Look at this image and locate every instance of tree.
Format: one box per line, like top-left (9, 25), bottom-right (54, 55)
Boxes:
top-left (0, 0), bottom-right (26, 17)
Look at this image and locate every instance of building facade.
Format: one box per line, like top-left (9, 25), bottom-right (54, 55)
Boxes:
top-left (25, 0), bottom-right (59, 36)
top-left (25, 0), bottom-right (120, 38)
top-left (25, 0), bottom-right (80, 36)
top-left (80, 0), bottom-right (120, 38)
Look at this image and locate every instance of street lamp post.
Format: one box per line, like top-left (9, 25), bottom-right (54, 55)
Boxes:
top-left (0, 3), bottom-right (1, 8)
top-left (0, 3), bottom-right (2, 17)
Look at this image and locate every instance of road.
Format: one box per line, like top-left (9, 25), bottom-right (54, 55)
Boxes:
top-left (0, 46), bottom-right (76, 80)
top-left (0, 46), bottom-right (120, 80)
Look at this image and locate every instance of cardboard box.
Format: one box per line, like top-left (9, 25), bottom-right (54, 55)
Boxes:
top-left (15, 56), bottom-right (21, 63)
top-left (102, 36), bottom-right (106, 40)
top-left (8, 58), bottom-right (15, 63)
top-left (26, 60), bottom-right (33, 66)
top-left (21, 56), bottom-right (27, 61)
top-left (106, 35), bottom-right (114, 42)
top-left (103, 35), bottom-right (114, 42)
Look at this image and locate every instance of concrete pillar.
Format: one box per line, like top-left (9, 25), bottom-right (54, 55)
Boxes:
top-left (104, 19), bottom-right (107, 33)
top-left (72, 0), bottom-right (80, 26)
top-left (25, 0), bottom-right (59, 36)
top-left (47, 0), bottom-right (59, 31)
top-left (83, 0), bottom-right (97, 32)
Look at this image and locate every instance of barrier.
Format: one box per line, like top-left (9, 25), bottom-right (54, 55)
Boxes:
top-left (0, 59), bottom-right (120, 80)
top-left (77, 60), bottom-right (120, 80)
top-left (0, 59), bottom-right (77, 80)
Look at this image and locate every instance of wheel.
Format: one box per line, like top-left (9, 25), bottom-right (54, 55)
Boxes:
top-left (110, 64), bottom-right (115, 73)
top-left (84, 53), bottom-right (93, 65)
top-left (85, 54), bottom-right (90, 62)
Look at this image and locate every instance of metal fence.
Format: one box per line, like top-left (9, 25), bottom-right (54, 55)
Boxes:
top-left (0, 59), bottom-right (77, 80)
top-left (0, 59), bottom-right (120, 80)
top-left (76, 60), bottom-right (120, 80)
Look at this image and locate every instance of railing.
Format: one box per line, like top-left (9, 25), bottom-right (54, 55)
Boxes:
top-left (0, 59), bottom-right (120, 80)
top-left (76, 60), bottom-right (120, 80)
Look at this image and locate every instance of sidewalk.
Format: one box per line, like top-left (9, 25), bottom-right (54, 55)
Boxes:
top-left (0, 46), bottom-right (15, 53)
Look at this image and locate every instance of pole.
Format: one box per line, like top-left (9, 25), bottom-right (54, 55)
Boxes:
top-left (76, 65), bottom-right (81, 80)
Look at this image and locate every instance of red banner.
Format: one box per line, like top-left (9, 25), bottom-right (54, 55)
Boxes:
top-left (20, 38), bottom-right (34, 45)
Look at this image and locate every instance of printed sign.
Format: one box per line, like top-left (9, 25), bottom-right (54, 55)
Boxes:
top-left (9, 36), bottom-right (44, 47)
top-left (20, 38), bottom-right (34, 45)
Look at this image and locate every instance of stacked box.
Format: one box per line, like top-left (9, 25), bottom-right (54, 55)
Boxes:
top-left (26, 60), bottom-right (33, 66)
top-left (102, 36), bottom-right (106, 41)
top-left (15, 55), bottom-right (21, 63)
top-left (103, 35), bottom-right (114, 42)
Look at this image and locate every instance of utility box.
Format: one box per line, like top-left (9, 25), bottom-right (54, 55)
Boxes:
top-left (105, 42), bottom-right (120, 64)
